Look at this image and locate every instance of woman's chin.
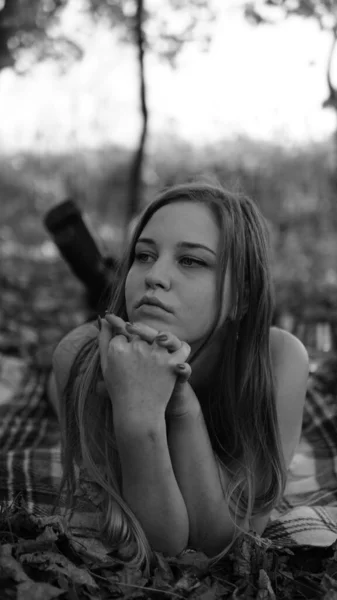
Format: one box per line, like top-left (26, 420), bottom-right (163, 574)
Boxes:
top-left (132, 314), bottom-right (172, 330)
top-left (132, 305), bottom-right (172, 325)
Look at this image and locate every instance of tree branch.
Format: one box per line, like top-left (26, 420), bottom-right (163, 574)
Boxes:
top-left (126, 0), bottom-right (148, 228)
top-left (322, 27), bottom-right (337, 109)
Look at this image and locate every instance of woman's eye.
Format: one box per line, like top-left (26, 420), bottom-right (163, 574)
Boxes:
top-left (134, 253), bottom-right (206, 267)
top-left (135, 252), bottom-right (152, 263)
top-left (180, 257), bottom-right (206, 267)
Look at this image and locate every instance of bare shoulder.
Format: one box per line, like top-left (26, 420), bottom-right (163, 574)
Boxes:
top-left (248, 328), bottom-right (309, 536)
top-left (270, 326), bottom-right (309, 378)
top-left (269, 326), bottom-right (309, 469)
top-left (52, 321), bottom-right (98, 397)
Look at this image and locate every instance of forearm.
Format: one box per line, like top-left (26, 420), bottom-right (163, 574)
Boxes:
top-left (113, 412), bottom-right (189, 556)
top-left (167, 409), bottom-right (244, 556)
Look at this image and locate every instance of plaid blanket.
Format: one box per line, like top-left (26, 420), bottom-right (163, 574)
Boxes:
top-left (1, 351), bottom-right (337, 550)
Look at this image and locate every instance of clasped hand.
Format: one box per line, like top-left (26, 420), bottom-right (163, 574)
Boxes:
top-left (98, 314), bottom-right (200, 420)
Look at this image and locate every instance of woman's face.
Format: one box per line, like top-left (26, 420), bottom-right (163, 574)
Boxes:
top-left (125, 201), bottom-right (233, 351)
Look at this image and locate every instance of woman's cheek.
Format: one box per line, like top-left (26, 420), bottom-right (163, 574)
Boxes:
top-left (124, 272), bottom-right (134, 315)
top-left (190, 304), bottom-right (217, 343)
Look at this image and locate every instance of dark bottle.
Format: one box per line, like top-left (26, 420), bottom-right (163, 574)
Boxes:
top-left (43, 199), bottom-right (119, 314)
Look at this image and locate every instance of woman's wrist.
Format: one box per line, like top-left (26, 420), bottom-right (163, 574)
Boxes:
top-left (113, 402), bottom-right (166, 435)
top-left (166, 403), bottom-right (201, 423)
top-left (166, 383), bottom-right (201, 420)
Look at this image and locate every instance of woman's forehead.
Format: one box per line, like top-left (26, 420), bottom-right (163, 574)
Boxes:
top-left (141, 201), bottom-right (219, 247)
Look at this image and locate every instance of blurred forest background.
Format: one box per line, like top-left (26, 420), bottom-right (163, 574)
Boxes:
top-left (1, 0), bottom-right (337, 366)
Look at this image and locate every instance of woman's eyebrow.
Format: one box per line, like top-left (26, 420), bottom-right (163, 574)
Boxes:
top-left (136, 237), bottom-right (216, 256)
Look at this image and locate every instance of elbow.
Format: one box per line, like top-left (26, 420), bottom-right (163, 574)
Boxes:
top-left (151, 533), bottom-right (189, 558)
top-left (197, 517), bottom-right (248, 558)
top-left (199, 513), bottom-right (271, 557)
top-left (150, 529), bottom-right (189, 558)
top-left (200, 533), bottom-right (238, 558)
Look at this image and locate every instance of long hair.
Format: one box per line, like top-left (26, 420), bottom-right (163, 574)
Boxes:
top-left (57, 180), bottom-right (287, 575)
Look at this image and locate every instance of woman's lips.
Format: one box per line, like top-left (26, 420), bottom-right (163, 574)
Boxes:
top-left (137, 304), bottom-right (170, 314)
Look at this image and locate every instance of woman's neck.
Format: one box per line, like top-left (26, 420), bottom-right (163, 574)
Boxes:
top-left (189, 336), bottom-right (222, 395)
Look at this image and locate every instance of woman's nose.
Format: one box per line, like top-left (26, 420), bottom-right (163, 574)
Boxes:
top-left (144, 259), bottom-right (171, 289)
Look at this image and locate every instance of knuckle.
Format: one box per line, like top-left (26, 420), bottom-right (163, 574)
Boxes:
top-left (157, 331), bottom-right (182, 347)
top-left (167, 332), bottom-right (179, 344)
top-left (132, 337), bottom-right (145, 351)
top-left (131, 333), bottom-right (141, 341)
top-left (156, 330), bottom-right (168, 338)
top-left (109, 334), bottom-right (126, 350)
top-left (182, 341), bottom-right (191, 355)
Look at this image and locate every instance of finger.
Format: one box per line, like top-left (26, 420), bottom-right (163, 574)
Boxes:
top-left (104, 313), bottom-right (133, 341)
top-left (99, 319), bottom-right (129, 364)
top-left (105, 313), bottom-right (153, 344)
top-left (104, 313), bottom-right (128, 334)
top-left (174, 363), bottom-right (192, 382)
top-left (169, 341), bottom-right (191, 365)
top-left (125, 321), bottom-right (159, 344)
top-left (154, 331), bottom-right (183, 353)
top-left (98, 318), bottom-right (115, 375)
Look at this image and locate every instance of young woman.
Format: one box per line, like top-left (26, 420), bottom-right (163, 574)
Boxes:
top-left (52, 181), bottom-right (309, 575)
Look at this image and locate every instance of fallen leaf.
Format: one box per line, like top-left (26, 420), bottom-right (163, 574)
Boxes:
top-left (70, 535), bottom-right (117, 565)
top-left (36, 526), bottom-right (60, 543)
top-left (232, 538), bottom-right (252, 578)
top-left (16, 580), bottom-right (64, 600)
top-left (197, 581), bottom-right (229, 600)
top-left (16, 538), bottom-right (58, 555)
top-left (153, 551), bottom-right (175, 582)
top-left (256, 569), bottom-right (276, 600)
top-left (167, 550), bottom-right (210, 574)
top-left (0, 543), bottom-right (30, 583)
top-left (20, 550), bottom-right (99, 589)
top-left (322, 592), bottom-right (337, 600)
top-left (322, 573), bottom-right (337, 592)
top-left (174, 571), bottom-right (201, 594)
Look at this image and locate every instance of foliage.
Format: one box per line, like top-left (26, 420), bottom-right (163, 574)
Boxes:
top-left (0, 0), bottom-right (216, 74)
top-left (86, 0), bottom-right (216, 67)
top-left (0, 0), bottom-right (218, 224)
top-left (1, 136), bottom-right (337, 345)
top-left (244, 0), bottom-right (337, 31)
top-left (243, 0), bottom-right (337, 112)
top-left (0, 0), bottom-right (81, 72)
top-left (1, 497), bottom-right (337, 599)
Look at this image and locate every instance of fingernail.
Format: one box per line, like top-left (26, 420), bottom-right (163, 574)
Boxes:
top-left (156, 334), bottom-right (168, 342)
top-left (126, 322), bottom-right (137, 329)
top-left (97, 316), bottom-right (102, 331)
top-left (176, 363), bottom-right (186, 370)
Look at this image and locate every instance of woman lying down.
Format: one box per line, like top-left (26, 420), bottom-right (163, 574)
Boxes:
top-left (50, 181), bottom-right (309, 576)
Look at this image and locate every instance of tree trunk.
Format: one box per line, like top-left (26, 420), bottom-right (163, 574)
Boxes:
top-left (322, 28), bottom-right (337, 194)
top-left (0, 0), bottom-right (17, 71)
top-left (125, 0), bottom-right (148, 236)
